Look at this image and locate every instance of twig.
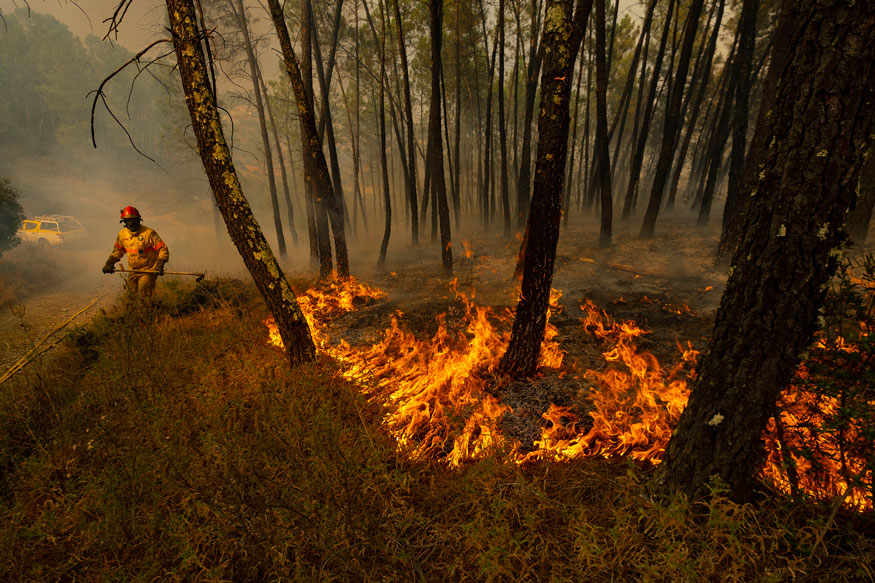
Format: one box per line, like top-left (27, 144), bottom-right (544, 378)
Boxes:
top-left (88, 37), bottom-right (172, 158)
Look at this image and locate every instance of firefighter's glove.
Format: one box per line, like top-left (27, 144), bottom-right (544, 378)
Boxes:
top-left (156, 261), bottom-right (165, 276)
top-left (102, 259), bottom-right (116, 274)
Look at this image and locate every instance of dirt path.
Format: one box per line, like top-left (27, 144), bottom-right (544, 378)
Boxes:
top-left (0, 281), bottom-right (119, 375)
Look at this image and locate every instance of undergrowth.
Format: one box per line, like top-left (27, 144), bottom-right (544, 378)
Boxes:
top-left (0, 281), bottom-right (872, 582)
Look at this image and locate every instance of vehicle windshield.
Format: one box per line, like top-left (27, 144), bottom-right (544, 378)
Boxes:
top-left (58, 220), bottom-right (83, 232)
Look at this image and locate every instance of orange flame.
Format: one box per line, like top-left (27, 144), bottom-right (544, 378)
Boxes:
top-left (762, 334), bottom-right (873, 511)
top-left (524, 301), bottom-right (697, 463)
top-left (264, 278), bottom-right (872, 510)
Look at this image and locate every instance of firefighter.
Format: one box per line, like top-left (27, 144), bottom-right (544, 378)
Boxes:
top-left (102, 206), bottom-right (169, 297)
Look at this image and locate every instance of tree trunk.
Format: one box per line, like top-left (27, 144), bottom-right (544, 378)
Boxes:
top-left (269, 0), bottom-right (348, 277)
top-left (230, 0), bottom-right (287, 258)
top-left (307, 0), bottom-right (350, 247)
top-left (620, 0), bottom-right (674, 219)
top-left (652, 0), bottom-right (875, 501)
top-left (723, 0), bottom-right (760, 232)
top-left (666, 0), bottom-right (725, 210)
top-left (498, 0), bottom-right (511, 235)
top-left (639, 0), bottom-right (705, 238)
top-left (516, 0), bottom-right (543, 229)
top-left (716, 1), bottom-right (797, 261)
top-left (391, 0), bottom-right (419, 244)
top-left (499, 0), bottom-right (592, 378)
top-left (377, 0), bottom-right (392, 268)
top-left (165, 0), bottom-right (315, 366)
top-left (608, 0), bottom-right (657, 189)
top-left (257, 68), bottom-right (299, 247)
top-left (594, 0), bottom-right (612, 247)
top-left (427, 0), bottom-right (453, 274)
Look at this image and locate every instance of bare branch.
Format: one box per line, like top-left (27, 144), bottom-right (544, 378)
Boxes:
top-left (103, 0), bottom-right (135, 41)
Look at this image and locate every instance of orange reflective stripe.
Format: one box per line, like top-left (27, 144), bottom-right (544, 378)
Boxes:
top-left (153, 241), bottom-right (166, 250)
top-left (114, 242), bottom-right (123, 250)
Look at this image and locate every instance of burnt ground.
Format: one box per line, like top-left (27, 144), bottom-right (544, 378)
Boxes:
top-left (316, 215), bottom-right (729, 451)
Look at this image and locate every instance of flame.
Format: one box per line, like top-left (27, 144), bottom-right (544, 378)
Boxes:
top-left (762, 332), bottom-right (873, 511)
top-left (264, 278), bottom-right (872, 511)
top-left (524, 301), bottom-right (697, 463)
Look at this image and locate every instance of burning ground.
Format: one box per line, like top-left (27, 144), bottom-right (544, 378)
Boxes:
top-left (268, 219), bottom-right (873, 511)
top-left (2, 219), bottom-right (873, 580)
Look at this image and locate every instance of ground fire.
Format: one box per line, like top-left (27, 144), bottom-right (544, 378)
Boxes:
top-left (266, 277), bottom-right (873, 511)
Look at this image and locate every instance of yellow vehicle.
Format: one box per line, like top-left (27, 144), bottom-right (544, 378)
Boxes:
top-left (17, 215), bottom-right (86, 247)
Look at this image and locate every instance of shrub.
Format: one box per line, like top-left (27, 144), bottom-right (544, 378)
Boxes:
top-left (0, 177), bottom-right (24, 257)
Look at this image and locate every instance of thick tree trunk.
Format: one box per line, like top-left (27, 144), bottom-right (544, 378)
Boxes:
top-left (500, 0), bottom-right (592, 378)
top-left (716, 2), bottom-right (797, 261)
top-left (165, 0), bottom-right (315, 366)
top-left (847, 151), bottom-right (875, 247)
top-left (652, 0), bottom-right (875, 501)
top-left (639, 0), bottom-right (705, 238)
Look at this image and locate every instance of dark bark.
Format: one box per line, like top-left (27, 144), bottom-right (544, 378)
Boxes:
top-left (516, 0), bottom-right (543, 229)
top-left (230, 0), bottom-right (286, 258)
top-left (480, 13), bottom-right (499, 229)
top-left (499, 0), bottom-right (592, 378)
top-left (594, 0), bottom-right (612, 247)
top-left (639, 0), bottom-right (706, 238)
top-left (498, 0), bottom-right (511, 235)
top-left (377, 0), bottom-right (391, 268)
top-left (716, 2), bottom-right (797, 261)
top-left (666, 0), bottom-right (725, 210)
top-left (564, 49), bottom-right (586, 228)
top-left (428, 0), bottom-right (453, 274)
top-left (299, 0), bottom-right (332, 276)
top-left (268, 0), bottom-right (348, 277)
top-left (723, 0), bottom-right (760, 231)
top-left (307, 0), bottom-right (350, 244)
top-left (607, 0), bottom-right (657, 189)
top-left (697, 48), bottom-right (738, 226)
top-left (392, 0), bottom-right (419, 244)
top-left (620, 0), bottom-right (675, 219)
top-left (652, 0), bottom-right (875, 500)
top-left (165, 0), bottom-right (315, 366)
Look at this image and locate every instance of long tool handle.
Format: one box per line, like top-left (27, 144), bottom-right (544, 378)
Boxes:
top-left (117, 267), bottom-right (203, 277)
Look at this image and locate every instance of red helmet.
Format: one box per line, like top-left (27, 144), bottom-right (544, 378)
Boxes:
top-left (120, 206), bottom-right (141, 220)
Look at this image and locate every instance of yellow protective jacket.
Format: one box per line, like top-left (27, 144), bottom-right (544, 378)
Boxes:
top-left (108, 225), bottom-right (169, 271)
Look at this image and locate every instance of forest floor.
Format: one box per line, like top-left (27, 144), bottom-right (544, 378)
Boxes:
top-left (2, 214), bottom-right (873, 582)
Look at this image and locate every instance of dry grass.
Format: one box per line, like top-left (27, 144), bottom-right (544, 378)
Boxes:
top-left (0, 281), bottom-right (872, 582)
